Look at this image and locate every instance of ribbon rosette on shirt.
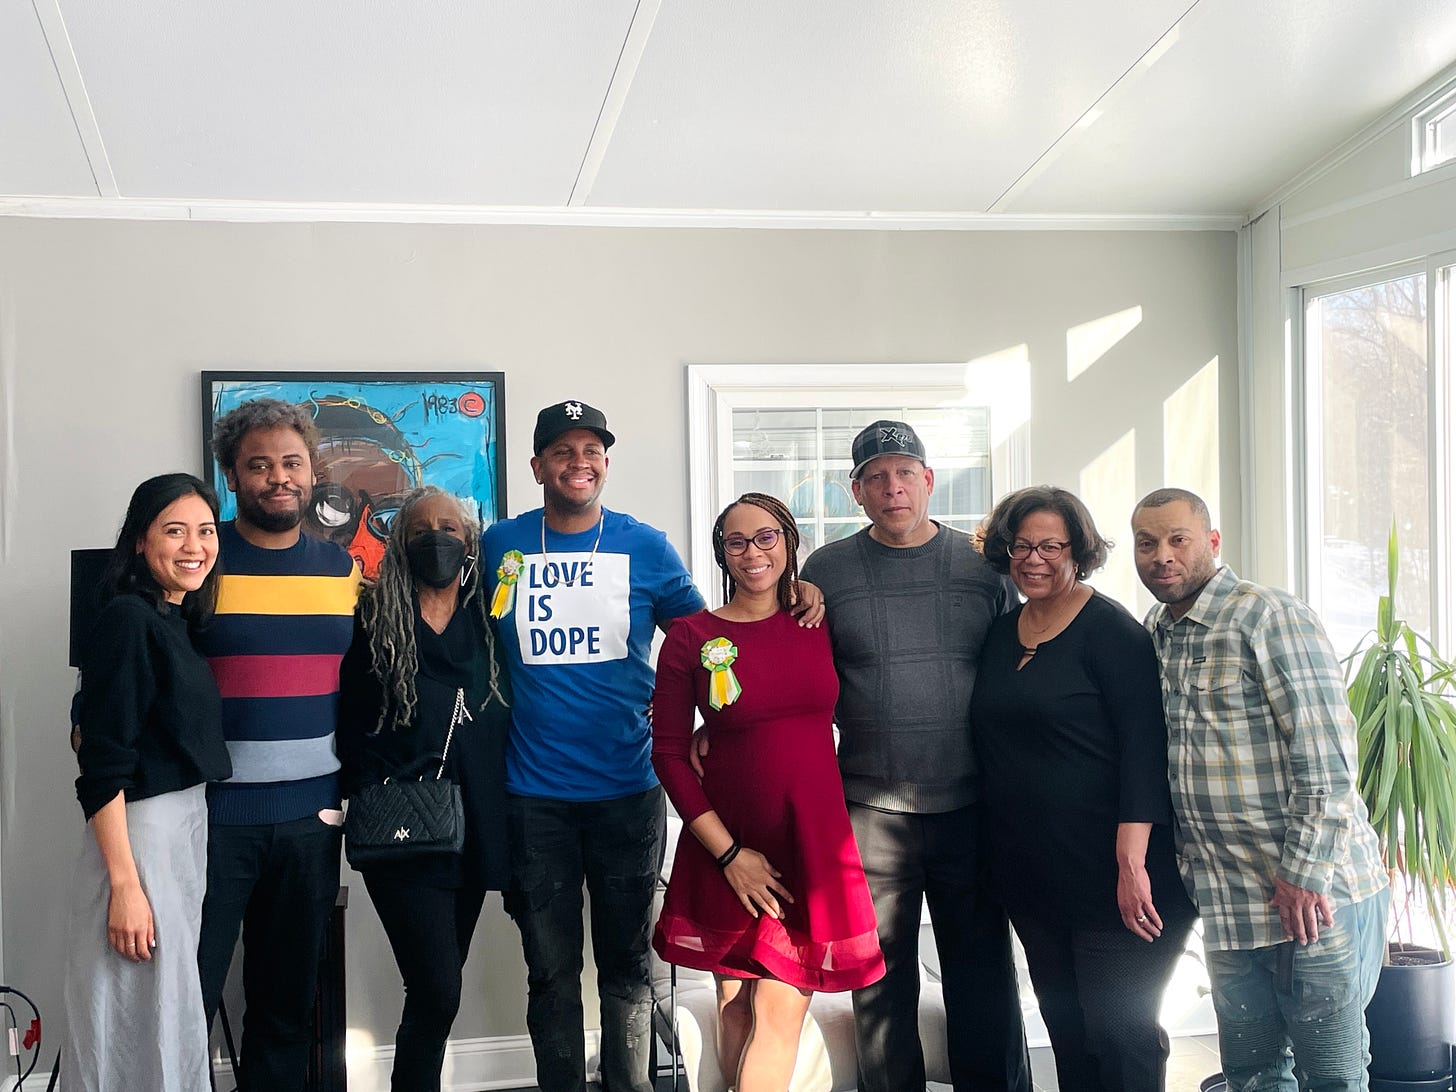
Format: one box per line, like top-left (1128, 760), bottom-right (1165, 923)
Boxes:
top-left (700, 637), bottom-right (743, 711)
top-left (490, 550), bottom-right (525, 619)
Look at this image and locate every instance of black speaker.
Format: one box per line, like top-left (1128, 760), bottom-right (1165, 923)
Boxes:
top-left (69, 549), bottom-right (111, 668)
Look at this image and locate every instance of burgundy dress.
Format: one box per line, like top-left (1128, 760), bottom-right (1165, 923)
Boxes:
top-left (651, 609), bottom-right (884, 992)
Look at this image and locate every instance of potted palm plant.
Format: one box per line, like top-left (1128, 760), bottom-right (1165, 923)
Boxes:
top-left (1345, 524), bottom-right (1456, 1087)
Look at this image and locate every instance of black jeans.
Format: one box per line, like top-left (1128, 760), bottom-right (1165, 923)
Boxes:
top-left (1012, 903), bottom-right (1197, 1092)
top-left (364, 874), bottom-right (487, 1092)
top-left (198, 814), bottom-right (342, 1092)
top-left (505, 786), bottom-right (664, 1092)
top-left (849, 802), bottom-right (1031, 1092)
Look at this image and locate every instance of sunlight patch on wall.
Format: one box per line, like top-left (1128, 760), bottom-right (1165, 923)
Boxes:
top-left (1079, 429), bottom-right (1138, 611)
top-left (1162, 356), bottom-right (1221, 527)
top-left (1066, 305), bottom-right (1142, 383)
top-left (962, 343), bottom-right (1031, 490)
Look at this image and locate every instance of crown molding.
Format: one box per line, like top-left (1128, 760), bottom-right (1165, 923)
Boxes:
top-left (0, 196), bottom-right (1243, 232)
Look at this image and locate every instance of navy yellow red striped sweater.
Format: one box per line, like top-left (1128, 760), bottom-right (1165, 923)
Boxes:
top-left (197, 522), bottom-right (362, 825)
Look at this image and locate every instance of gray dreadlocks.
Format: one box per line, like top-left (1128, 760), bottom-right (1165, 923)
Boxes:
top-left (358, 486), bottom-right (508, 734)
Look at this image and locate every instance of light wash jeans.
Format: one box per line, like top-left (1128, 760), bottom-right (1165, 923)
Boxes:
top-left (1206, 887), bottom-right (1390, 1092)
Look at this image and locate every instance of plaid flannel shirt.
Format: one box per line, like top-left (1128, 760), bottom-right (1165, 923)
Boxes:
top-left (1145, 566), bottom-right (1386, 950)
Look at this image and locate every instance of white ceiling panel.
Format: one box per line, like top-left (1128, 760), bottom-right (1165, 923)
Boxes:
top-left (586, 0), bottom-right (1194, 212)
top-left (55, 0), bottom-right (639, 205)
top-left (5, 0), bottom-right (1456, 219)
top-left (0, 3), bottom-right (98, 197)
top-left (1000, 0), bottom-right (1456, 215)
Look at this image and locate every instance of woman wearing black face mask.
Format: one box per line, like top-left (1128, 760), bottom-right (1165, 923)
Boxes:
top-left (336, 486), bottom-right (513, 1091)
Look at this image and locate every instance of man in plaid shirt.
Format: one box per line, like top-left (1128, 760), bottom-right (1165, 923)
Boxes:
top-left (1131, 487), bottom-right (1388, 1091)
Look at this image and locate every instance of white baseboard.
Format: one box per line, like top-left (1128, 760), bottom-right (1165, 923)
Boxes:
top-left (206, 1029), bottom-right (603, 1092)
top-left (4, 1030), bottom-right (607, 1092)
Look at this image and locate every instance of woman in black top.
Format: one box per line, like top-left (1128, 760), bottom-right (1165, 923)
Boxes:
top-left (971, 486), bottom-right (1195, 1092)
top-left (337, 486), bottom-right (512, 1092)
top-left (61, 473), bottom-right (232, 1092)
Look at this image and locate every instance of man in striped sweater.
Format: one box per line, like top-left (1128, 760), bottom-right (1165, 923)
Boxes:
top-left (195, 398), bottom-right (362, 1092)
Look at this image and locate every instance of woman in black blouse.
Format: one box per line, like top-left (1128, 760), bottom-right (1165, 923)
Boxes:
top-left (336, 486), bottom-right (512, 1092)
top-left (61, 473), bottom-right (232, 1092)
top-left (970, 486), bottom-right (1195, 1092)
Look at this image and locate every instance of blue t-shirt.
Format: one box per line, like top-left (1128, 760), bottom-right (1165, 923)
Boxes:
top-left (482, 507), bottom-right (704, 800)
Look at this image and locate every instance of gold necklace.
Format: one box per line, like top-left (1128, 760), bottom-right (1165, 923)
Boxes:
top-left (1021, 610), bottom-right (1063, 636)
top-left (1018, 586), bottom-right (1089, 642)
top-left (540, 510), bottom-right (605, 587)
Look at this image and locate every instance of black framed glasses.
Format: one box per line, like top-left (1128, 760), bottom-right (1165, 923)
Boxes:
top-left (723, 529), bottom-right (783, 555)
top-left (1008, 540), bottom-right (1070, 560)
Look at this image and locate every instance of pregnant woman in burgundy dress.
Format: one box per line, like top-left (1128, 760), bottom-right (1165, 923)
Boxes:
top-left (652, 493), bottom-right (884, 1092)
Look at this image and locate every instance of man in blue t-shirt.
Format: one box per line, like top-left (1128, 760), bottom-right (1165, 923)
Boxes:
top-left (482, 399), bottom-right (704, 1092)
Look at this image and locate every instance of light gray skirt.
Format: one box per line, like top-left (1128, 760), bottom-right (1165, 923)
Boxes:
top-left (60, 783), bottom-right (210, 1092)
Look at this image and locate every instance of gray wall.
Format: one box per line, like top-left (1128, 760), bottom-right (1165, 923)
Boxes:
top-left (0, 217), bottom-right (1237, 1059)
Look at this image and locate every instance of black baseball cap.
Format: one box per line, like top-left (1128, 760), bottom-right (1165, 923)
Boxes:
top-left (533, 400), bottom-right (615, 455)
top-left (850, 420), bottom-right (927, 478)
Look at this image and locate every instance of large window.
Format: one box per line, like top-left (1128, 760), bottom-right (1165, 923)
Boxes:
top-left (687, 361), bottom-right (1030, 602)
top-left (1302, 258), bottom-right (1455, 654)
top-left (731, 406), bottom-right (992, 564)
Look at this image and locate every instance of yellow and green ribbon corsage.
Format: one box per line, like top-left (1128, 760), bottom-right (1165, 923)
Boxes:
top-left (700, 637), bottom-right (743, 711)
top-left (490, 550), bottom-right (525, 619)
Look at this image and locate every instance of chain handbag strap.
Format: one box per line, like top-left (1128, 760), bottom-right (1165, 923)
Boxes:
top-left (435, 687), bottom-right (472, 781)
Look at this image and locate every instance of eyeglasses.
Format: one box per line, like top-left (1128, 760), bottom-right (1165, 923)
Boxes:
top-left (1008, 540), bottom-right (1070, 560)
top-left (723, 529), bottom-right (783, 555)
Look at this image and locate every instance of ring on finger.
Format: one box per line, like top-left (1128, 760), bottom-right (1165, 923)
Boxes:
top-left (1135, 914), bottom-right (1148, 923)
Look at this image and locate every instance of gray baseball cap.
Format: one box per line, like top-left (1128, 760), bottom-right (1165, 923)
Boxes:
top-left (850, 420), bottom-right (926, 478)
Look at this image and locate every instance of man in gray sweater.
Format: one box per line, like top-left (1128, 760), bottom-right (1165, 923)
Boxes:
top-left (800, 420), bottom-right (1030, 1092)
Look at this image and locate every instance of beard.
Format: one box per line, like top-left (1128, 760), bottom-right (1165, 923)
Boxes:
top-left (236, 487), bottom-right (306, 533)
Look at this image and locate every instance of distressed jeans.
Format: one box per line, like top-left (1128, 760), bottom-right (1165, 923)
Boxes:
top-left (1206, 887), bottom-right (1390, 1092)
top-left (505, 787), bottom-right (665, 1092)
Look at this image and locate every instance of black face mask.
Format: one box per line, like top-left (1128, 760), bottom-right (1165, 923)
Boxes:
top-left (406, 531), bottom-right (469, 589)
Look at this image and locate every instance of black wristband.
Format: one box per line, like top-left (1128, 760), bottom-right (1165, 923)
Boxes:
top-left (715, 839), bottom-right (741, 869)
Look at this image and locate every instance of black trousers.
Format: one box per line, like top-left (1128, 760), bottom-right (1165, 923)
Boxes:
top-left (848, 803), bottom-right (1032, 1092)
top-left (1012, 904), bottom-right (1196, 1092)
top-left (504, 787), bottom-right (664, 1092)
top-left (198, 814), bottom-right (342, 1092)
top-left (364, 874), bottom-right (488, 1092)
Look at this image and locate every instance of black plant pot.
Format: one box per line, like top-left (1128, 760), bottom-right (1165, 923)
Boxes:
top-left (1366, 943), bottom-right (1454, 1084)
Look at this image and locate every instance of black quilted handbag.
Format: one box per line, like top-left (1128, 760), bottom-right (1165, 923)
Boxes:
top-left (344, 687), bottom-right (470, 868)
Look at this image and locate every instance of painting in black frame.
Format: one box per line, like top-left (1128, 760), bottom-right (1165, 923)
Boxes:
top-left (201, 371), bottom-right (506, 579)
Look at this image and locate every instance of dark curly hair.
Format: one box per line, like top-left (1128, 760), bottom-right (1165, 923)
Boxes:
top-left (980, 485), bottom-right (1112, 580)
top-left (211, 397), bottom-right (320, 474)
top-left (103, 473), bottom-right (222, 626)
top-left (711, 493), bottom-right (801, 611)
